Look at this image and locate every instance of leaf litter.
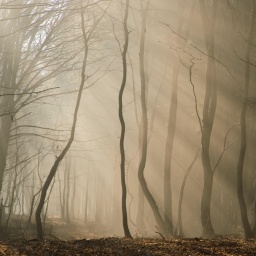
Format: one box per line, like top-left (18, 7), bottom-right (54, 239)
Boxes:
top-left (0, 236), bottom-right (255, 256)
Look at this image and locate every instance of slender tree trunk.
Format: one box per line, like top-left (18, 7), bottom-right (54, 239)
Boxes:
top-left (137, 0), bottom-right (169, 236)
top-left (0, 61), bottom-right (18, 203)
top-left (71, 163), bottom-right (76, 219)
top-left (176, 149), bottom-right (200, 237)
top-left (168, 0), bottom-right (195, 237)
top-left (84, 173), bottom-right (89, 224)
top-left (65, 156), bottom-right (71, 223)
top-left (95, 169), bottom-right (102, 223)
top-left (129, 39), bottom-right (146, 236)
top-left (58, 171), bottom-right (64, 219)
top-left (43, 177), bottom-right (55, 224)
top-left (252, 203), bottom-right (256, 235)
top-left (0, 5), bottom-right (24, 198)
top-left (26, 190), bottom-right (40, 229)
top-left (236, 0), bottom-right (256, 239)
top-left (63, 164), bottom-right (67, 219)
top-left (163, 65), bottom-right (178, 235)
top-left (136, 177), bottom-right (146, 234)
top-left (136, 118), bottom-right (146, 234)
top-left (35, 6), bottom-right (89, 239)
top-left (6, 170), bottom-right (18, 230)
top-left (118, 0), bottom-right (132, 238)
top-left (199, 0), bottom-right (217, 237)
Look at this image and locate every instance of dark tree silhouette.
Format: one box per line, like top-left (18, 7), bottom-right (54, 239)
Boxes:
top-left (236, 0), bottom-right (256, 239)
top-left (199, 0), bottom-right (218, 237)
top-left (137, 0), bottom-right (169, 236)
top-left (35, 2), bottom-right (97, 239)
top-left (117, 0), bottom-right (132, 238)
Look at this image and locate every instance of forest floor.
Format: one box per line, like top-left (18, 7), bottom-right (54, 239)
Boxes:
top-left (0, 218), bottom-right (255, 255)
top-left (0, 236), bottom-right (256, 256)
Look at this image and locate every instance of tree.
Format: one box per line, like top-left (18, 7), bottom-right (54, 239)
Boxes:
top-left (35, 0), bottom-right (107, 238)
top-left (199, 0), bottom-right (218, 237)
top-left (236, 0), bottom-right (256, 239)
top-left (137, 0), bottom-right (169, 236)
top-left (176, 149), bottom-right (200, 237)
top-left (0, 0), bottom-right (81, 205)
top-left (0, 1), bottom-right (24, 197)
top-left (163, 0), bottom-right (195, 237)
top-left (117, 0), bottom-right (132, 238)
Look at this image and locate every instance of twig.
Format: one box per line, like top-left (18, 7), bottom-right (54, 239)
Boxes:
top-left (0, 87), bottom-right (59, 97)
top-left (156, 231), bottom-right (166, 241)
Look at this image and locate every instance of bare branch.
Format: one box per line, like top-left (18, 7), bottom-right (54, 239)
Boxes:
top-left (0, 87), bottom-right (59, 97)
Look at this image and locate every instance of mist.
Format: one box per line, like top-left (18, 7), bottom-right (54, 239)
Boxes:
top-left (0, 0), bottom-right (255, 240)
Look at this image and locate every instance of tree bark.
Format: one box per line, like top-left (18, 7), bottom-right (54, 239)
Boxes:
top-left (236, 0), bottom-right (256, 239)
top-left (176, 149), bottom-right (200, 237)
top-left (65, 156), bottom-right (71, 223)
top-left (137, 0), bottom-right (169, 236)
top-left (199, 0), bottom-right (217, 237)
top-left (71, 163), bottom-right (76, 219)
top-left (35, 6), bottom-right (89, 239)
top-left (163, 66), bottom-right (177, 235)
top-left (118, 0), bottom-right (132, 238)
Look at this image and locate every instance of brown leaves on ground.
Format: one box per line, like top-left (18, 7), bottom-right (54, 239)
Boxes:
top-left (0, 237), bottom-right (255, 256)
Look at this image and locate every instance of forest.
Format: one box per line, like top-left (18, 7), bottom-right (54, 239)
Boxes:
top-left (0, 0), bottom-right (256, 255)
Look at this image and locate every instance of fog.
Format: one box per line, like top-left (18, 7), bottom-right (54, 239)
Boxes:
top-left (0, 0), bottom-right (256, 239)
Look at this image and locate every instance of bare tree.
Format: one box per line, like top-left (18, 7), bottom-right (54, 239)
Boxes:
top-left (0, 1), bottom-right (81, 203)
top-left (137, 0), bottom-right (169, 236)
top-left (117, 0), bottom-right (132, 238)
top-left (236, 0), bottom-right (256, 239)
top-left (198, 0), bottom-right (218, 237)
top-left (35, 0), bottom-right (106, 238)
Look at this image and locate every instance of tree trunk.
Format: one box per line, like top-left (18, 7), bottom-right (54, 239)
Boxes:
top-left (58, 171), bottom-right (64, 219)
top-left (63, 164), bottom-right (67, 219)
top-left (65, 156), bottom-right (71, 223)
top-left (199, 0), bottom-right (217, 237)
top-left (176, 149), bottom-right (200, 237)
top-left (136, 118), bottom-right (146, 234)
top-left (129, 32), bottom-right (146, 237)
top-left (43, 177), bottom-right (55, 224)
top-left (118, 0), bottom-right (132, 238)
top-left (71, 162), bottom-right (76, 219)
top-left (35, 7), bottom-right (89, 239)
top-left (0, 4), bottom-right (24, 198)
top-left (236, 0), bottom-right (256, 239)
top-left (136, 178), bottom-right (146, 234)
top-left (84, 173), bottom-right (89, 224)
top-left (163, 65), bottom-right (178, 235)
top-left (137, 0), bottom-right (169, 236)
